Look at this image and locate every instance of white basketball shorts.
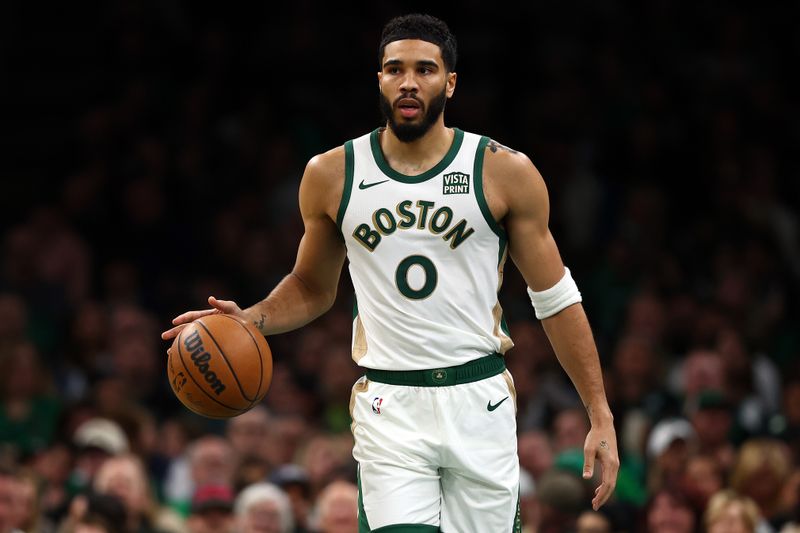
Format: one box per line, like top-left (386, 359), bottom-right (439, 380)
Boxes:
top-left (350, 358), bottom-right (520, 533)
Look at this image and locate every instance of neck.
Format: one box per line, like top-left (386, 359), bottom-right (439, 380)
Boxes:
top-left (380, 117), bottom-right (453, 174)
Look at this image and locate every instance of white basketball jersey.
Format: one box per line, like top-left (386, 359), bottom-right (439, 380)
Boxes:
top-left (338, 128), bottom-right (514, 370)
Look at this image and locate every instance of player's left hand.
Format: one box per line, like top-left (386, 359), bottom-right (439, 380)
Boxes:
top-left (582, 421), bottom-right (619, 510)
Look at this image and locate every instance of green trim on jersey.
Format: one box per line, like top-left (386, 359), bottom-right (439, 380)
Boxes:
top-left (337, 140), bottom-right (355, 230)
top-left (497, 231), bottom-right (508, 268)
top-left (370, 128), bottom-right (464, 184)
top-left (371, 525), bottom-right (440, 532)
top-left (473, 136), bottom-right (507, 241)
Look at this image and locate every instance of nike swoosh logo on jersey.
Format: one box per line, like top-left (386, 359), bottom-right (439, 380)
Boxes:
top-left (487, 396), bottom-right (509, 411)
top-left (359, 179), bottom-right (390, 190)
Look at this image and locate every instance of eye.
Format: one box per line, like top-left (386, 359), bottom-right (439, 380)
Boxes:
top-left (418, 66), bottom-right (433, 75)
top-left (387, 67), bottom-right (400, 75)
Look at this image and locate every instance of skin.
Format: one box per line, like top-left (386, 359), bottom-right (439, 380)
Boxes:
top-left (162, 38), bottom-right (618, 510)
top-left (707, 503), bottom-right (752, 533)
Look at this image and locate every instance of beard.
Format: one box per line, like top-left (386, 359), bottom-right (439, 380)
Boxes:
top-left (379, 86), bottom-right (448, 143)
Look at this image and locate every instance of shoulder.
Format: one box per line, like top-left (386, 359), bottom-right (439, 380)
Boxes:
top-left (304, 145), bottom-right (346, 185)
top-left (482, 138), bottom-right (539, 182)
top-left (299, 145), bottom-right (347, 219)
top-left (481, 137), bottom-right (548, 213)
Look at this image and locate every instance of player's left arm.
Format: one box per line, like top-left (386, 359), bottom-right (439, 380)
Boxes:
top-left (484, 141), bottom-right (619, 510)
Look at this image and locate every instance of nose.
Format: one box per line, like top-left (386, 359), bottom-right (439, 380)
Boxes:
top-left (398, 70), bottom-right (419, 93)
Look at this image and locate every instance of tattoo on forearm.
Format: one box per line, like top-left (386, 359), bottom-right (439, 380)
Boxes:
top-left (254, 313), bottom-right (266, 331)
top-left (487, 140), bottom-right (518, 154)
top-left (600, 440), bottom-right (609, 449)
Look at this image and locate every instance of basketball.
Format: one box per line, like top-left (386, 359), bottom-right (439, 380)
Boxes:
top-left (167, 314), bottom-right (272, 419)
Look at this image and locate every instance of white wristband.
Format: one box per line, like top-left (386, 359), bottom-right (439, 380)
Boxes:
top-left (527, 267), bottom-right (582, 319)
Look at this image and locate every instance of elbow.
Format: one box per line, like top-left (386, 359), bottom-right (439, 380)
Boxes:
top-left (320, 288), bottom-right (337, 314)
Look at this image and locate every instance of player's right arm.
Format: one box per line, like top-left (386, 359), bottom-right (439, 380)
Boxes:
top-left (161, 148), bottom-right (347, 340)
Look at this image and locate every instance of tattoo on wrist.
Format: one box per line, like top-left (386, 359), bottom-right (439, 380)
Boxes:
top-left (254, 313), bottom-right (266, 331)
top-left (487, 140), bottom-right (518, 154)
top-left (600, 440), bottom-right (609, 449)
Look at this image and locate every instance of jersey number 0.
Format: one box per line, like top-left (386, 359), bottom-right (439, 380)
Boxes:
top-left (395, 255), bottom-right (438, 299)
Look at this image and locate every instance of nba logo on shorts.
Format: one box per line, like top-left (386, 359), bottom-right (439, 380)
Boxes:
top-left (372, 397), bottom-right (383, 415)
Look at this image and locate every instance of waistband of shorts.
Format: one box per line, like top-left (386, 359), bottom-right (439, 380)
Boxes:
top-left (364, 354), bottom-right (505, 387)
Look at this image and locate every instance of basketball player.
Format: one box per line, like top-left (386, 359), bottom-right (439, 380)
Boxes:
top-left (163, 14), bottom-right (618, 532)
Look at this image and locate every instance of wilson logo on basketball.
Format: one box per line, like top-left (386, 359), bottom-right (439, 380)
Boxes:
top-left (183, 330), bottom-right (227, 395)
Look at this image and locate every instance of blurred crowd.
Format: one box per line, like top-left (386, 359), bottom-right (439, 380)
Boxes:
top-left (1, 1), bottom-right (799, 532)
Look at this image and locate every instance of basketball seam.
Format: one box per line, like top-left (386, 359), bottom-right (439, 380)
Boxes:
top-left (195, 318), bottom-right (255, 402)
top-left (177, 327), bottom-right (243, 412)
top-left (219, 314), bottom-right (265, 408)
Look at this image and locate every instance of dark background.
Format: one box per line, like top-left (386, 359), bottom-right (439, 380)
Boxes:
top-left (1, 1), bottom-right (799, 532)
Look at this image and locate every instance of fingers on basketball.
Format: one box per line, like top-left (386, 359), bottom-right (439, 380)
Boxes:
top-left (167, 314), bottom-right (273, 419)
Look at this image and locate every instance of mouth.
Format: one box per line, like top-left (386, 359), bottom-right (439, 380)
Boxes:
top-left (396, 97), bottom-right (421, 119)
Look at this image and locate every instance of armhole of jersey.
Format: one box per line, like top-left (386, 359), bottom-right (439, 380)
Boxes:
top-left (336, 140), bottom-right (355, 230)
top-left (473, 136), bottom-right (508, 241)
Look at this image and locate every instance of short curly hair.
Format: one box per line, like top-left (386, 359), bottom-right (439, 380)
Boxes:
top-left (378, 14), bottom-right (458, 72)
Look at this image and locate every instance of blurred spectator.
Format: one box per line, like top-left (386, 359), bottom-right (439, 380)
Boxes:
top-left (622, 291), bottom-right (667, 345)
top-left (164, 435), bottom-right (235, 517)
top-left (553, 408), bottom-right (590, 454)
top-left (225, 405), bottom-right (270, 462)
top-left (11, 469), bottom-right (56, 533)
top-left (186, 484), bottom-right (234, 533)
top-left (313, 480), bottom-right (357, 533)
top-left (58, 492), bottom-right (126, 533)
top-left (188, 437), bottom-right (236, 491)
top-left (107, 306), bottom-right (162, 407)
top-left (234, 483), bottom-right (293, 533)
top-left (270, 465), bottom-right (311, 533)
top-left (680, 454), bottom-right (724, 512)
top-left (716, 327), bottom-right (781, 419)
top-left (69, 418), bottom-right (130, 496)
top-left (669, 350), bottom-right (726, 408)
top-left (0, 466), bottom-right (21, 533)
top-left (93, 454), bottom-right (181, 533)
top-left (0, 341), bottom-right (61, 458)
top-left (262, 415), bottom-right (312, 469)
top-left (514, 322), bottom-right (581, 432)
top-left (226, 406), bottom-right (272, 492)
top-left (72, 514), bottom-right (115, 533)
top-left (518, 430), bottom-right (555, 482)
top-left (646, 418), bottom-right (696, 492)
top-left (60, 301), bottom-right (109, 402)
top-left (575, 508), bottom-right (612, 533)
top-left (533, 469), bottom-right (587, 533)
top-left (704, 489), bottom-right (763, 533)
top-left (609, 334), bottom-right (659, 413)
top-left (3, 207), bottom-right (90, 308)
top-left (730, 439), bottom-right (793, 526)
top-left (644, 487), bottom-right (700, 533)
top-left (687, 390), bottom-right (736, 471)
top-left (297, 435), bottom-right (355, 498)
top-left (317, 346), bottom-right (361, 433)
top-left (30, 442), bottom-right (73, 525)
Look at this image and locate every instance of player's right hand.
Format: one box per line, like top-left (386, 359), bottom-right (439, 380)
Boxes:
top-left (161, 296), bottom-right (243, 341)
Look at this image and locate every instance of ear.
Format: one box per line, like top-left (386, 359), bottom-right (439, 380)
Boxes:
top-left (377, 71), bottom-right (383, 88)
top-left (446, 72), bottom-right (457, 98)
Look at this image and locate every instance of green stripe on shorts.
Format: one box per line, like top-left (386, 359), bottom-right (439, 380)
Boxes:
top-left (358, 468), bottom-right (370, 532)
